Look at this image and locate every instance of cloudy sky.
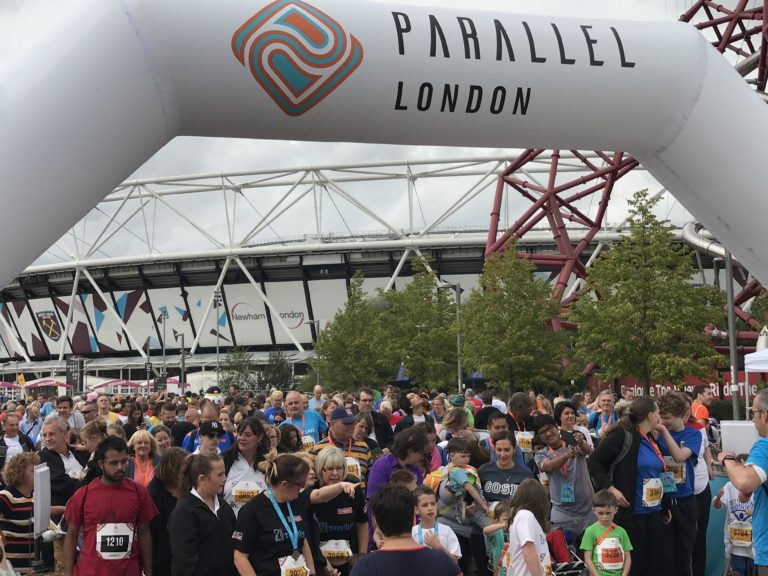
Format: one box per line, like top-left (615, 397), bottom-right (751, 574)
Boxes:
top-left (2, 0), bottom-right (705, 265)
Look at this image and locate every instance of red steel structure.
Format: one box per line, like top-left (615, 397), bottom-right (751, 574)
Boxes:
top-left (485, 149), bottom-right (637, 302)
top-left (680, 0), bottom-right (768, 93)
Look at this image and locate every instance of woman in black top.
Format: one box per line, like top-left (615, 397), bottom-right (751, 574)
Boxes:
top-left (168, 453), bottom-right (237, 576)
top-left (233, 452), bottom-right (361, 576)
top-left (147, 447), bottom-right (186, 576)
top-left (312, 447), bottom-right (368, 576)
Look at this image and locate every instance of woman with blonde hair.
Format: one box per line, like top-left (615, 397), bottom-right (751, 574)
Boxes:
top-left (0, 452), bottom-right (40, 573)
top-left (126, 429), bottom-right (159, 487)
top-left (312, 447), bottom-right (368, 575)
top-left (233, 452), bottom-right (359, 576)
top-left (79, 419), bottom-right (108, 481)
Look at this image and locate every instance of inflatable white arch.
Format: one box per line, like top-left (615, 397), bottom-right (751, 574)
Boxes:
top-left (3, 0), bottom-right (768, 287)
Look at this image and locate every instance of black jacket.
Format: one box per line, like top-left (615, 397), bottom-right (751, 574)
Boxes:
top-left (148, 477), bottom-right (178, 576)
top-left (221, 445), bottom-right (266, 476)
top-left (0, 432), bottom-right (35, 470)
top-left (394, 413), bottom-right (435, 435)
top-left (38, 447), bottom-right (91, 509)
top-left (168, 492), bottom-right (237, 576)
top-left (371, 411), bottom-right (394, 449)
top-left (587, 426), bottom-right (643, 528)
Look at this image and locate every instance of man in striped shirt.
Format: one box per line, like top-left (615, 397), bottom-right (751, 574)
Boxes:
top-left (310, 407), bottom-right (372, 484)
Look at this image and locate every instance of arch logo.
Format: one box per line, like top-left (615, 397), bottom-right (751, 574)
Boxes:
top-left (232, 0), bottom-right (363, 116)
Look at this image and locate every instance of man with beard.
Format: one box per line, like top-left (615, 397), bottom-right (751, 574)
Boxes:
top-left (63, 436), bottom-right (157, 576)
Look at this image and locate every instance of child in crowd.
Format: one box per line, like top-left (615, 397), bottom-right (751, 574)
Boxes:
top-left (411, 486), bottom-right (461, 563)
top-left (503, 478), bottom-right (552, 576)
top-left (580, 490), bottom-right (632, 576)
top-left (714, 454), bottom-right (755, 576)
top-left (445, 437), bottom-right (489, 524)
top-left (390, 469), bottom-right (418, 492)
top-left (483, 500), bottom-right (513, 570)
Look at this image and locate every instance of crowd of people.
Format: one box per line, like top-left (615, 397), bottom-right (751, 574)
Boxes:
top-left (0, 381), bottom-right (764, 576)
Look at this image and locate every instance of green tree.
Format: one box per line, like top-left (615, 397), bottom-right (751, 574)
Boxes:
top-left (261, 349), bottom-right (293, 391)
top-left (371, 258), bottom-right (457, 389)
top-left (569, 190), bottom-right (725, 394)
top-left (314, 273), bottom-right (388, 389)
top-left (218, 346), bottom-right (260, 390)
top-left (461, 247), bottom-right (565, 395)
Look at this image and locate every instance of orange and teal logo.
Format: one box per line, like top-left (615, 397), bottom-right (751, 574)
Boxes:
top-left (232, 0), bottom-right (363, 116)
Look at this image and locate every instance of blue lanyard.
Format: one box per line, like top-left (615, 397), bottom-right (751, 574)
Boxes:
top-left (416, 523), bottom-right (438, 545)
top-left (265, 487), bottom-right (300, 551)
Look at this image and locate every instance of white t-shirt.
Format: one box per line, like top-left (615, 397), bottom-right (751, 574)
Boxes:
top-left (506, 509), bottom-right (551, 576)
top-left (693, 428), bottom-right (710, 495)
top-left (411, 522), bottom-right (462, 558)
top-left (717, 481), bottom-right (755, 559)
top-left (60, 451), bottom-right (84, 479)
top-left (492, 399), bottom-right (508, 414)
top-left (223, 454), bottom-right (266, 516)
top-left (413, 414), bottom-right (426, 424)
top-left (3, 435), bottom-right (23, 461)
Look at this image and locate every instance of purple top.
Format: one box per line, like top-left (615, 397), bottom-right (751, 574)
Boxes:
top-left (366, 453), bottom-right (424, 499)
top-left (365, 453), bottom-right (424, 552)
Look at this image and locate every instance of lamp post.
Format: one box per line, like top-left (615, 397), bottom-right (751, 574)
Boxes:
top-left (175, 332), bottom-right (186, 394)
top-left (306, 318), bottom-right (321, 387)
top-left (437, 281), bottom-right (463, 393)
top-left (160, 309), bottom-right (169, 378)
top-left (214, 288), bottom-right (222, 387)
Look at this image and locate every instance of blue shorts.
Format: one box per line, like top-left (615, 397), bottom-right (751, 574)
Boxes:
top-left (730, 554), bottom-right (755, 576)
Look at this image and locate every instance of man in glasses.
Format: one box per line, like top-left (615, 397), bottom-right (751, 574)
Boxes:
top-left (80, 401), bottom-right (98, 424)
top-left (718, 388), bottom-right (768, 575)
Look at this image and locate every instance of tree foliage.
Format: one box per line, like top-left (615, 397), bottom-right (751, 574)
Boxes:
top-left (461, 247), bottom-right (566, 395)
top-left (568, 190), bottom-right (724, 394)
top-left (261, 349), bottom-right (293, 391)
top-left (371, 259), bottom-right (457, 388)
top-left (218, 346), bottom-right (260, 390)
top-left (314, 272), bottom-right (388, 389)
top-left (315, 263), bottom-right (457, 391)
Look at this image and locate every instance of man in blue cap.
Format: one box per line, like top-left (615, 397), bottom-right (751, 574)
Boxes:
top-left (310, 406), bottom-right (372, 483)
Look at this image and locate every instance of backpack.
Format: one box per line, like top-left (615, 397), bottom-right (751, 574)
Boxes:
top-left (424, 464), bottom-right (479, 493)
top-left (607, 429), bottom-right (634, 483)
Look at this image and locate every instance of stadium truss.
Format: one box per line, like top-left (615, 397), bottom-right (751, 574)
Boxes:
top-left (3, 1), bottom-right (767, 381)
top-left (2, 154), bottom-right (700, 376)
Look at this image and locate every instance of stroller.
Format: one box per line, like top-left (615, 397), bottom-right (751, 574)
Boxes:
top-left (548, 529), bottom-right (588, 576)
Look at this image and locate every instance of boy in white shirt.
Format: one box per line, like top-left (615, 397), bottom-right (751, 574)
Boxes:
top-left (713, 454), bottom-right (755, 576)
top-left (411, 485), bottom-right (462, 563)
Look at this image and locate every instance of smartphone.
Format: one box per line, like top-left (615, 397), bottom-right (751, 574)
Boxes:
top-left (560, 429), bottom-right (578, 446)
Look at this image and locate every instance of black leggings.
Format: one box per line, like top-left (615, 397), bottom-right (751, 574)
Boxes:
top-left (659, 495), bottom-right (699, 576)
top-left (457, 532), bottom-right (491, 576)
top-left (617, 509), bottom-right (661, 576)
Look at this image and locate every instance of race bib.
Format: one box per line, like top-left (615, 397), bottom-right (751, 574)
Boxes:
top-left (596, 537), bottom-right (624, 571)
top-left (96, 523), bottom-right (133, 560)
top-left (728, 520), bottom-right (753, 547)
top-left (540, 549), bottom-right (552, 576)
top-left (320, 539), bottom-right (353, 566)
top-left (345, 456), bottom-right (362, 480)
top-left (515, 431), bottom-right (533, 454)
top-left (301, 435), bottom-right (315, 452)
top-left (232, 480), bottom-right (264, 505)
top-left (660, 471), bottom-right (677, 494)
top-left (641, 477), bottom-right (663, 508)
top-left (663, 456), bottom-right (686, 484)
top-left (278, 553), bottom-right (309, 576)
